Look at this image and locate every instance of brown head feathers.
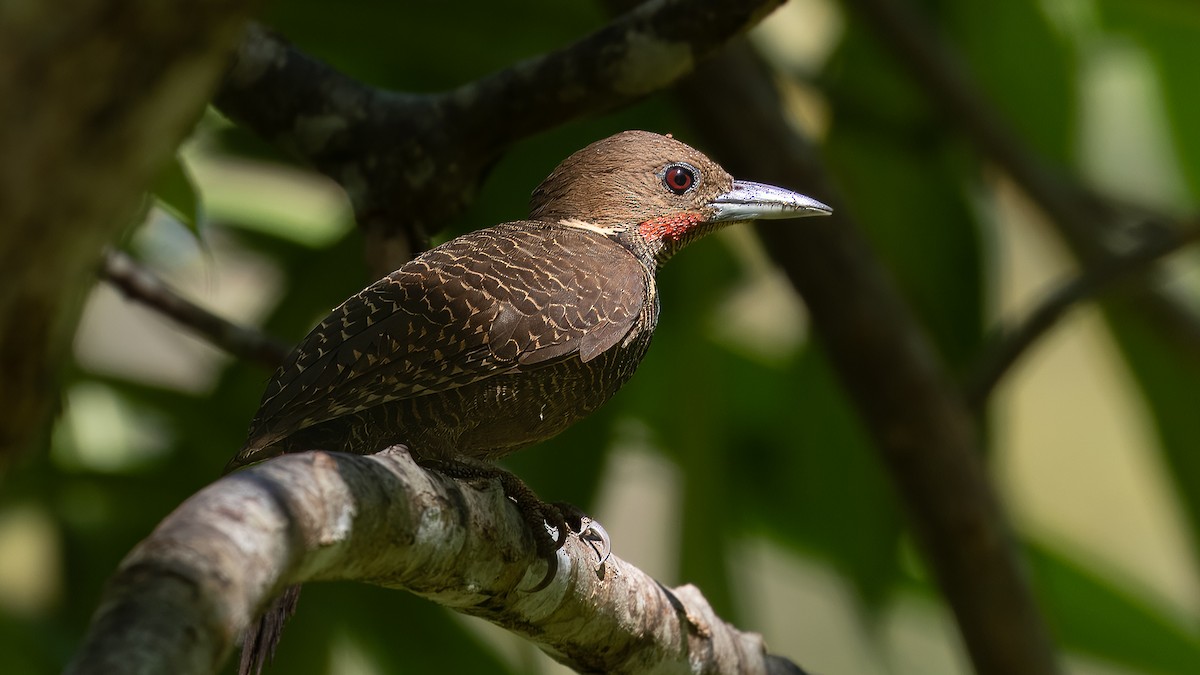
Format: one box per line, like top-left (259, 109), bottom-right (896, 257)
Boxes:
top-left (529, 131), bottom-right (735, 232)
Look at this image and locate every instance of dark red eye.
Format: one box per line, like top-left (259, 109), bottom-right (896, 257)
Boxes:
top-left (663, 164), bottom-right (696, 194)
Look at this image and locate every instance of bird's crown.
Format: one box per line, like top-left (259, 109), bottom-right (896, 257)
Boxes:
top-left (529, 130), bottom-right (830, 266)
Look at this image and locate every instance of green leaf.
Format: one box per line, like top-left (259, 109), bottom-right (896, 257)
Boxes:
top-left (825, 19), bottom-right (985, 373)
top-left (1029, 540), bottom-right (1200, 673)
top-left (1101, 299), bottom-right (1200, 577)
top-left (1097, 0), bottom-right (1200, 203)
top-left (941, 0), bottom-right (1077, 166)
top-left (151, 154), bottom-right (201, 236)
top-left (733, 344), bottom-right (904, 607)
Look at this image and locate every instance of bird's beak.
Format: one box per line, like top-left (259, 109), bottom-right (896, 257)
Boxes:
top-left (708, 180), bottom-right (832, 222)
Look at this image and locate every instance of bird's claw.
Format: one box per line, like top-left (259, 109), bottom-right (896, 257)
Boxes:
top-left (547, 501), bottom-right (610, 566)
top-left (577, 516), bottom-right (611, 569)
top-left (526, 505), bottom-right (612, 591)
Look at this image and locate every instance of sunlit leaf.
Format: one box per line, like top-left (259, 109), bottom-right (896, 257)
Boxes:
top-left (151, 155), bottom-right (201, 236)
top-left (1101, 300), bottom-right (1200, 574)
top-left (1030, 540), bottom-right (1200, 673)
top-left (1097, 0), bottom-right (1200, 203)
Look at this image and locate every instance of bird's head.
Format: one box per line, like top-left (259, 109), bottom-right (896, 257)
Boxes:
top-left (529, 130), bottom-right (831, 266)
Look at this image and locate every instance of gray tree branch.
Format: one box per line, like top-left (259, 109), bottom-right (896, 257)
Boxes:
top-left (67, 448), bottom-right (806, 675)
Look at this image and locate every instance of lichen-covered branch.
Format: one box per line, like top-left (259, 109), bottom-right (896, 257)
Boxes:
top-left (0, 0), bottom-right (257, 462)
top-left (213, 0), bottom-right (784, 271)
top-left (67, 448), bottom-right (805, 675)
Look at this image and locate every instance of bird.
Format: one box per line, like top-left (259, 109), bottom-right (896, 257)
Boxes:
top-left (228, 130), bottom-right (830, 674)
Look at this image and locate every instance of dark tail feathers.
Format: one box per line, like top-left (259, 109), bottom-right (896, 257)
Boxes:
top-left (239, 584), bottom-right (302, 675)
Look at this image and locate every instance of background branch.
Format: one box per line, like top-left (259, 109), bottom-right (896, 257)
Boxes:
top-left (214, 0), bottom-right (784, 271)
top-left (964, 223), bottom-right (1200, 409)
top-left (68, 448), bottom-right (805, 675)
top-left (670, 42), bottom-right (1059, 675)
top-left (844, 0), bottom-right (1200, 357)
top-left (842, 0), bottom-right (1200, 603)
top-left (102, 249), bottom-right (290, 369)
top-left (0, 0), bottom-right (256, 462)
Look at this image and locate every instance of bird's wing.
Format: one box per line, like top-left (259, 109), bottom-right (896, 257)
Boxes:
top-left (240, 223), bottom-right (647, 454)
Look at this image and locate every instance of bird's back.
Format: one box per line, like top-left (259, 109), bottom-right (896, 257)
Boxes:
top-left (230, 222), bottom-right (657, 469)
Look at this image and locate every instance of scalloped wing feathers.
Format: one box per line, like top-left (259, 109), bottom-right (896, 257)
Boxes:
top-left (236, 223), bottom-right (649, 463)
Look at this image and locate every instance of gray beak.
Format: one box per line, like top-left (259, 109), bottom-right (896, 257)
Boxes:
top-left (709, 180), bottom-right (832, 222)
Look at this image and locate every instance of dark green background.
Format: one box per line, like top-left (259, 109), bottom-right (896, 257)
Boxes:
top-left (4, 1), bottom-right (1199, 673)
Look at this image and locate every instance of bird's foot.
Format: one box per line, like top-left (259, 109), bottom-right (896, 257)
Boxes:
top-left (518, 500), bottom-right (611, 590)
top-left (550, 501), bottom-right (611, 568)
top-left (416, 458), bottom-right (609, 590)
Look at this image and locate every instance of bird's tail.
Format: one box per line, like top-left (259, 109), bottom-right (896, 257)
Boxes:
top-left (239, 584), bottom-right (302, 675)
top-left (225, 436), bottom-right (285, 474)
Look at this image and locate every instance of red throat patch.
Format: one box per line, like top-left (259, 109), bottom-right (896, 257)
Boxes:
top-left (638, 212), bottom-right (704, 242)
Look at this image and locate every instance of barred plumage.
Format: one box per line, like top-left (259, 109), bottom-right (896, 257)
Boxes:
top-left (230, 222), bottom-right (655, 467)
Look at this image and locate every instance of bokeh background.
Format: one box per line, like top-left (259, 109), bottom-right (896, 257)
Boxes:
top-left (3, 1), bottom-right (1199, 673)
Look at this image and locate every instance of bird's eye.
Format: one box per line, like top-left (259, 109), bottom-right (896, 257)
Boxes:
top-left (663, 164), bottom-right (696, 195)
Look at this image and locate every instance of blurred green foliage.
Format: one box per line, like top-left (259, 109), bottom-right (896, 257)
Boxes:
top-left (3, 1), bottom-right (1199, 674)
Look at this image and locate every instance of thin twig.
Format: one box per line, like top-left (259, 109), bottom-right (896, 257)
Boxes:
top-left (101, 249), bottom-right (290, 369)
top-left (965, 224), bottom-right (1200, 409)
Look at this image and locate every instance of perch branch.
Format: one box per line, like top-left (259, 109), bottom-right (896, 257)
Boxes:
top-left (67, 448), bottom-right (806, 675)
top-left (101, 249), bottom-right (290, 369)
top-left (670, 42), bottom-right (1060, 675)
